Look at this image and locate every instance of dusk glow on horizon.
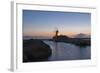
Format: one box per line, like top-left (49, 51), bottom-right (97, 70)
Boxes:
top-left (23, 10), bottom-right (91, 38)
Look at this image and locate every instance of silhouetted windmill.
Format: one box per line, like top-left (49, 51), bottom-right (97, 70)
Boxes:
top-left (53, 27), bottom-right (59, 41)
top-left (55, 29), bottom-right (59, 38)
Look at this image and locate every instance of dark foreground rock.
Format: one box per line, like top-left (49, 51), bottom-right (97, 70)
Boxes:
top-left (23, 39), bottom-right (52, 62)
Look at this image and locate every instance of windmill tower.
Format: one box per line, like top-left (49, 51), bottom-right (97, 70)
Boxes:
top-left (55, 29), bottom-right (59, 38)
top-left (54, 27), bottom-right (59, 41)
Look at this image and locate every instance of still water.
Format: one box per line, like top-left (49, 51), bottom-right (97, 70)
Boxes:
top-left (43, 40), bottom-right (91, 61)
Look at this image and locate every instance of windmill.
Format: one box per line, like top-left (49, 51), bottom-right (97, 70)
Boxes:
top-left (55, 28), bottom-right (59, 38)
top-left (53, 27), bottom-right (59, 41)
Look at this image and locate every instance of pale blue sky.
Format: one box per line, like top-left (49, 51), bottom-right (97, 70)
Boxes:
top-left (23, 10), bottom-right (91, 38)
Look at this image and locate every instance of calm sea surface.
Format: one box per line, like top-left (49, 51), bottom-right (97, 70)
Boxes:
top-left (43, 40), bottom-right (91, 61)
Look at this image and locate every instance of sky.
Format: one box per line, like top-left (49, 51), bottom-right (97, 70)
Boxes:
top-left (23, 10), bottom-right (91, 38)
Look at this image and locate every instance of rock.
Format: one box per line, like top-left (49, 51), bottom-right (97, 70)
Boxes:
top-left (53, 35), bottom-right (70, 42)
top-left (53, 35), bottom-right (90, 47)
top-left (23, 39), bottom-right (52, 62)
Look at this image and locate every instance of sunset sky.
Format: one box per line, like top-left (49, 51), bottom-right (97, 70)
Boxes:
top-left (23, 10), bottom-right (91, 38)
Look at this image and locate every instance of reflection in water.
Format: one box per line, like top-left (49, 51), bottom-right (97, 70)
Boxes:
top-left (43, 40), bottom-right (91, 61)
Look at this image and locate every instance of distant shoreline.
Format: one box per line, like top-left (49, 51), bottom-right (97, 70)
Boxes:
top-left (23, 37), bottom-right (91, 47)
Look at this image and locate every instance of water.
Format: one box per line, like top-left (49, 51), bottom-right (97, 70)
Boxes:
top-left (43, 40), bottom-right (91, 61)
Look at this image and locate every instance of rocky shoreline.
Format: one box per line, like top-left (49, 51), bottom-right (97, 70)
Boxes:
top-left (23, 39), bottom-right (52, 62)
top-left (23, 35), bottom-right (90, 62)
top-left (53, 35), bottom-right (90, 47)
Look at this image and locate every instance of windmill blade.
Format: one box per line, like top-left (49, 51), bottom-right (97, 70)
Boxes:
top-left (54, 27), bottom-right (58, 31)
top-left (52, 27), bottom-right (58, 33)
